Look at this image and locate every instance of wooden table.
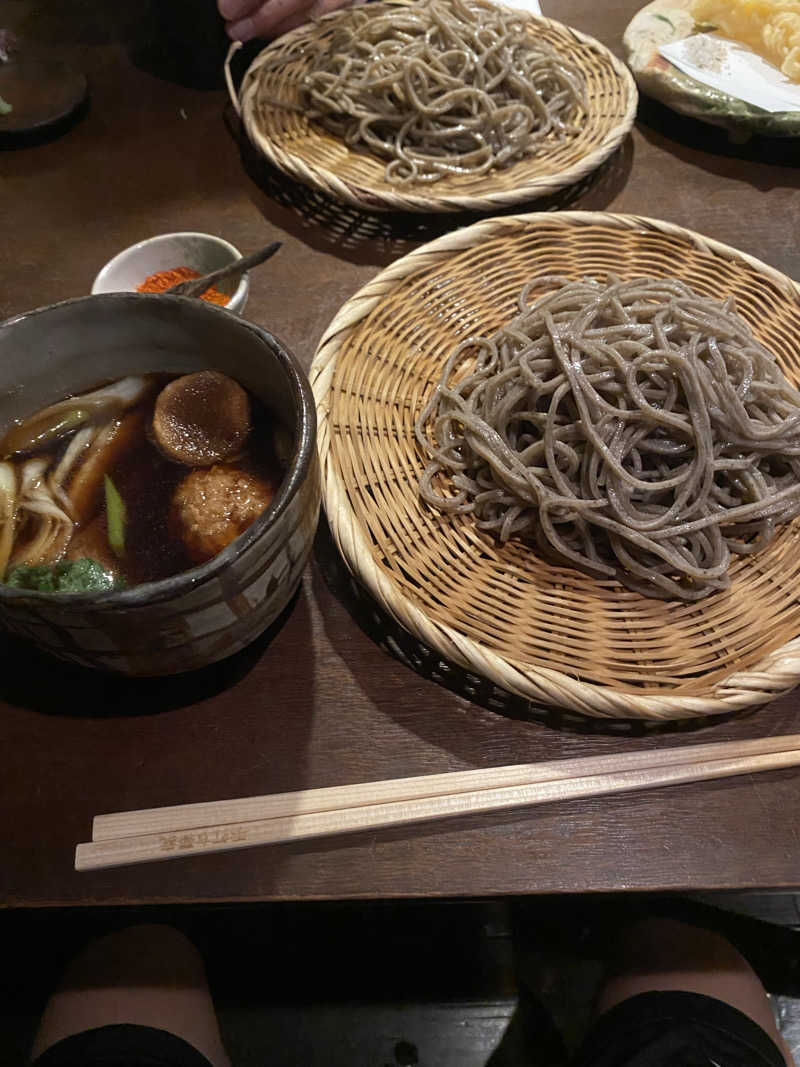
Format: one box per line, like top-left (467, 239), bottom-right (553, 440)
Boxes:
top-left (2, 0), bottom-right (800, 908)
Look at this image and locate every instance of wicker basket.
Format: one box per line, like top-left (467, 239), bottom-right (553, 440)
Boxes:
top-left (310, 211), bottom-right (800, 720)
top-left (227, 4), bottom-right (638, 214)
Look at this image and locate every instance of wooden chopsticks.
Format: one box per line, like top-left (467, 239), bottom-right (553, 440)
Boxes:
top-left (75, 733), bottom-right (800, 872)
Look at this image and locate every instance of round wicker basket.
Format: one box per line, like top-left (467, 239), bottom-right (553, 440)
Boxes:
top-left (310, 211), bottom-right (800, 720)
top-left (228, 4), bottom-right (638, 214)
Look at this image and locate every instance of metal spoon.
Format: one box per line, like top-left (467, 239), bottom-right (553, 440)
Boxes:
top-left (166, 240), bottom-right (282, 299)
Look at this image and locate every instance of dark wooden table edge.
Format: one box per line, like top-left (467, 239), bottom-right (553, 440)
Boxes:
top-left (7, 883), bottom-right (800, 909)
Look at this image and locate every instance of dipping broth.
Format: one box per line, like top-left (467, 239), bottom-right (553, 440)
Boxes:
top-left (0, 372), bottom-right (285, 592)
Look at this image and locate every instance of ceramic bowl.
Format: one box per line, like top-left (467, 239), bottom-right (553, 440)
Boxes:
top-left (91, 232), bottom-right (250, 315)
top-left (0, 293), bottom-right (320, 675)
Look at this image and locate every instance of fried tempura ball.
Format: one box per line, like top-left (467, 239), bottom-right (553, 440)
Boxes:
top-left (169, 464), bottom-right (274, 565)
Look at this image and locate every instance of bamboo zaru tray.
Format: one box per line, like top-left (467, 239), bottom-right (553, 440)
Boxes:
top-left (227, 1), bottom-right (638, 214)
top-left (311, 212), bottom-right (800, 720)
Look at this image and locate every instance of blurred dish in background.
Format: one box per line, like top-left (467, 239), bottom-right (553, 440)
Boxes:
top-left (623, 0), bottom-right (800, 138)
top-left (0, 56), bottom-right (88, 137)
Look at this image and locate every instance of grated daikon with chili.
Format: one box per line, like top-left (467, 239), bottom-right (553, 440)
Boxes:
top-left (137, 267), bottom-right (229, 305)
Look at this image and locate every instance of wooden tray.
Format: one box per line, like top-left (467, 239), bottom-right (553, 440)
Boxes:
top-left (311, 211), bottom-right (800, 720)
top-left (228, 2), bottom-right (637, 213)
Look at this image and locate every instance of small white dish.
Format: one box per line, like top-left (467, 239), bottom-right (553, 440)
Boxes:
top-left (91, 232), bottom-right (250, 314)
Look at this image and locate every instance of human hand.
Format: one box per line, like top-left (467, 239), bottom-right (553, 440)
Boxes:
top-left (218, 0), bottom-right (353, 41)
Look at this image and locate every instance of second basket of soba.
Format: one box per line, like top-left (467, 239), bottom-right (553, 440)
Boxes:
top-left (0, 293), bottom-right (320, 675)
top-left (311, 211), bottom-right (800, 721)
top-left (229, 0), bottom-right (637, 213)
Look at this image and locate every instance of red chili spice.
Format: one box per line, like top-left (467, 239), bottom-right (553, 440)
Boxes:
top-left (136, 267), bottom-right (229, 306)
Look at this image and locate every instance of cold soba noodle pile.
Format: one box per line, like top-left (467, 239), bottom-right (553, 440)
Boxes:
top-left (253, 0), bottom-right (586, 184)
top-left (416, 276), bottom-right (800, 600)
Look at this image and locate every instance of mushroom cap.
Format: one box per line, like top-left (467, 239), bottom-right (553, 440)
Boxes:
top-left (152, 371), bottom-right (252, 467)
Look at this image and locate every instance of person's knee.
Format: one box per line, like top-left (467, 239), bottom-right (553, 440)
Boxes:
top-left (67, 925), bottom-right (205, 984)
top-left (594, 917), bottom-right (788, 1062)
top-left (31, 924), bottom-right (230, 1067)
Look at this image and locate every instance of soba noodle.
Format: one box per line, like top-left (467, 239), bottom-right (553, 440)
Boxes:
top-left (253, 0), bottom-right (586, 185)
top-left (416, 275), bottom-right (800, 600)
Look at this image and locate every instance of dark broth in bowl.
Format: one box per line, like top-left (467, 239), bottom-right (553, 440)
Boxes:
top-left (0, 372), bottom-right (285, 592)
